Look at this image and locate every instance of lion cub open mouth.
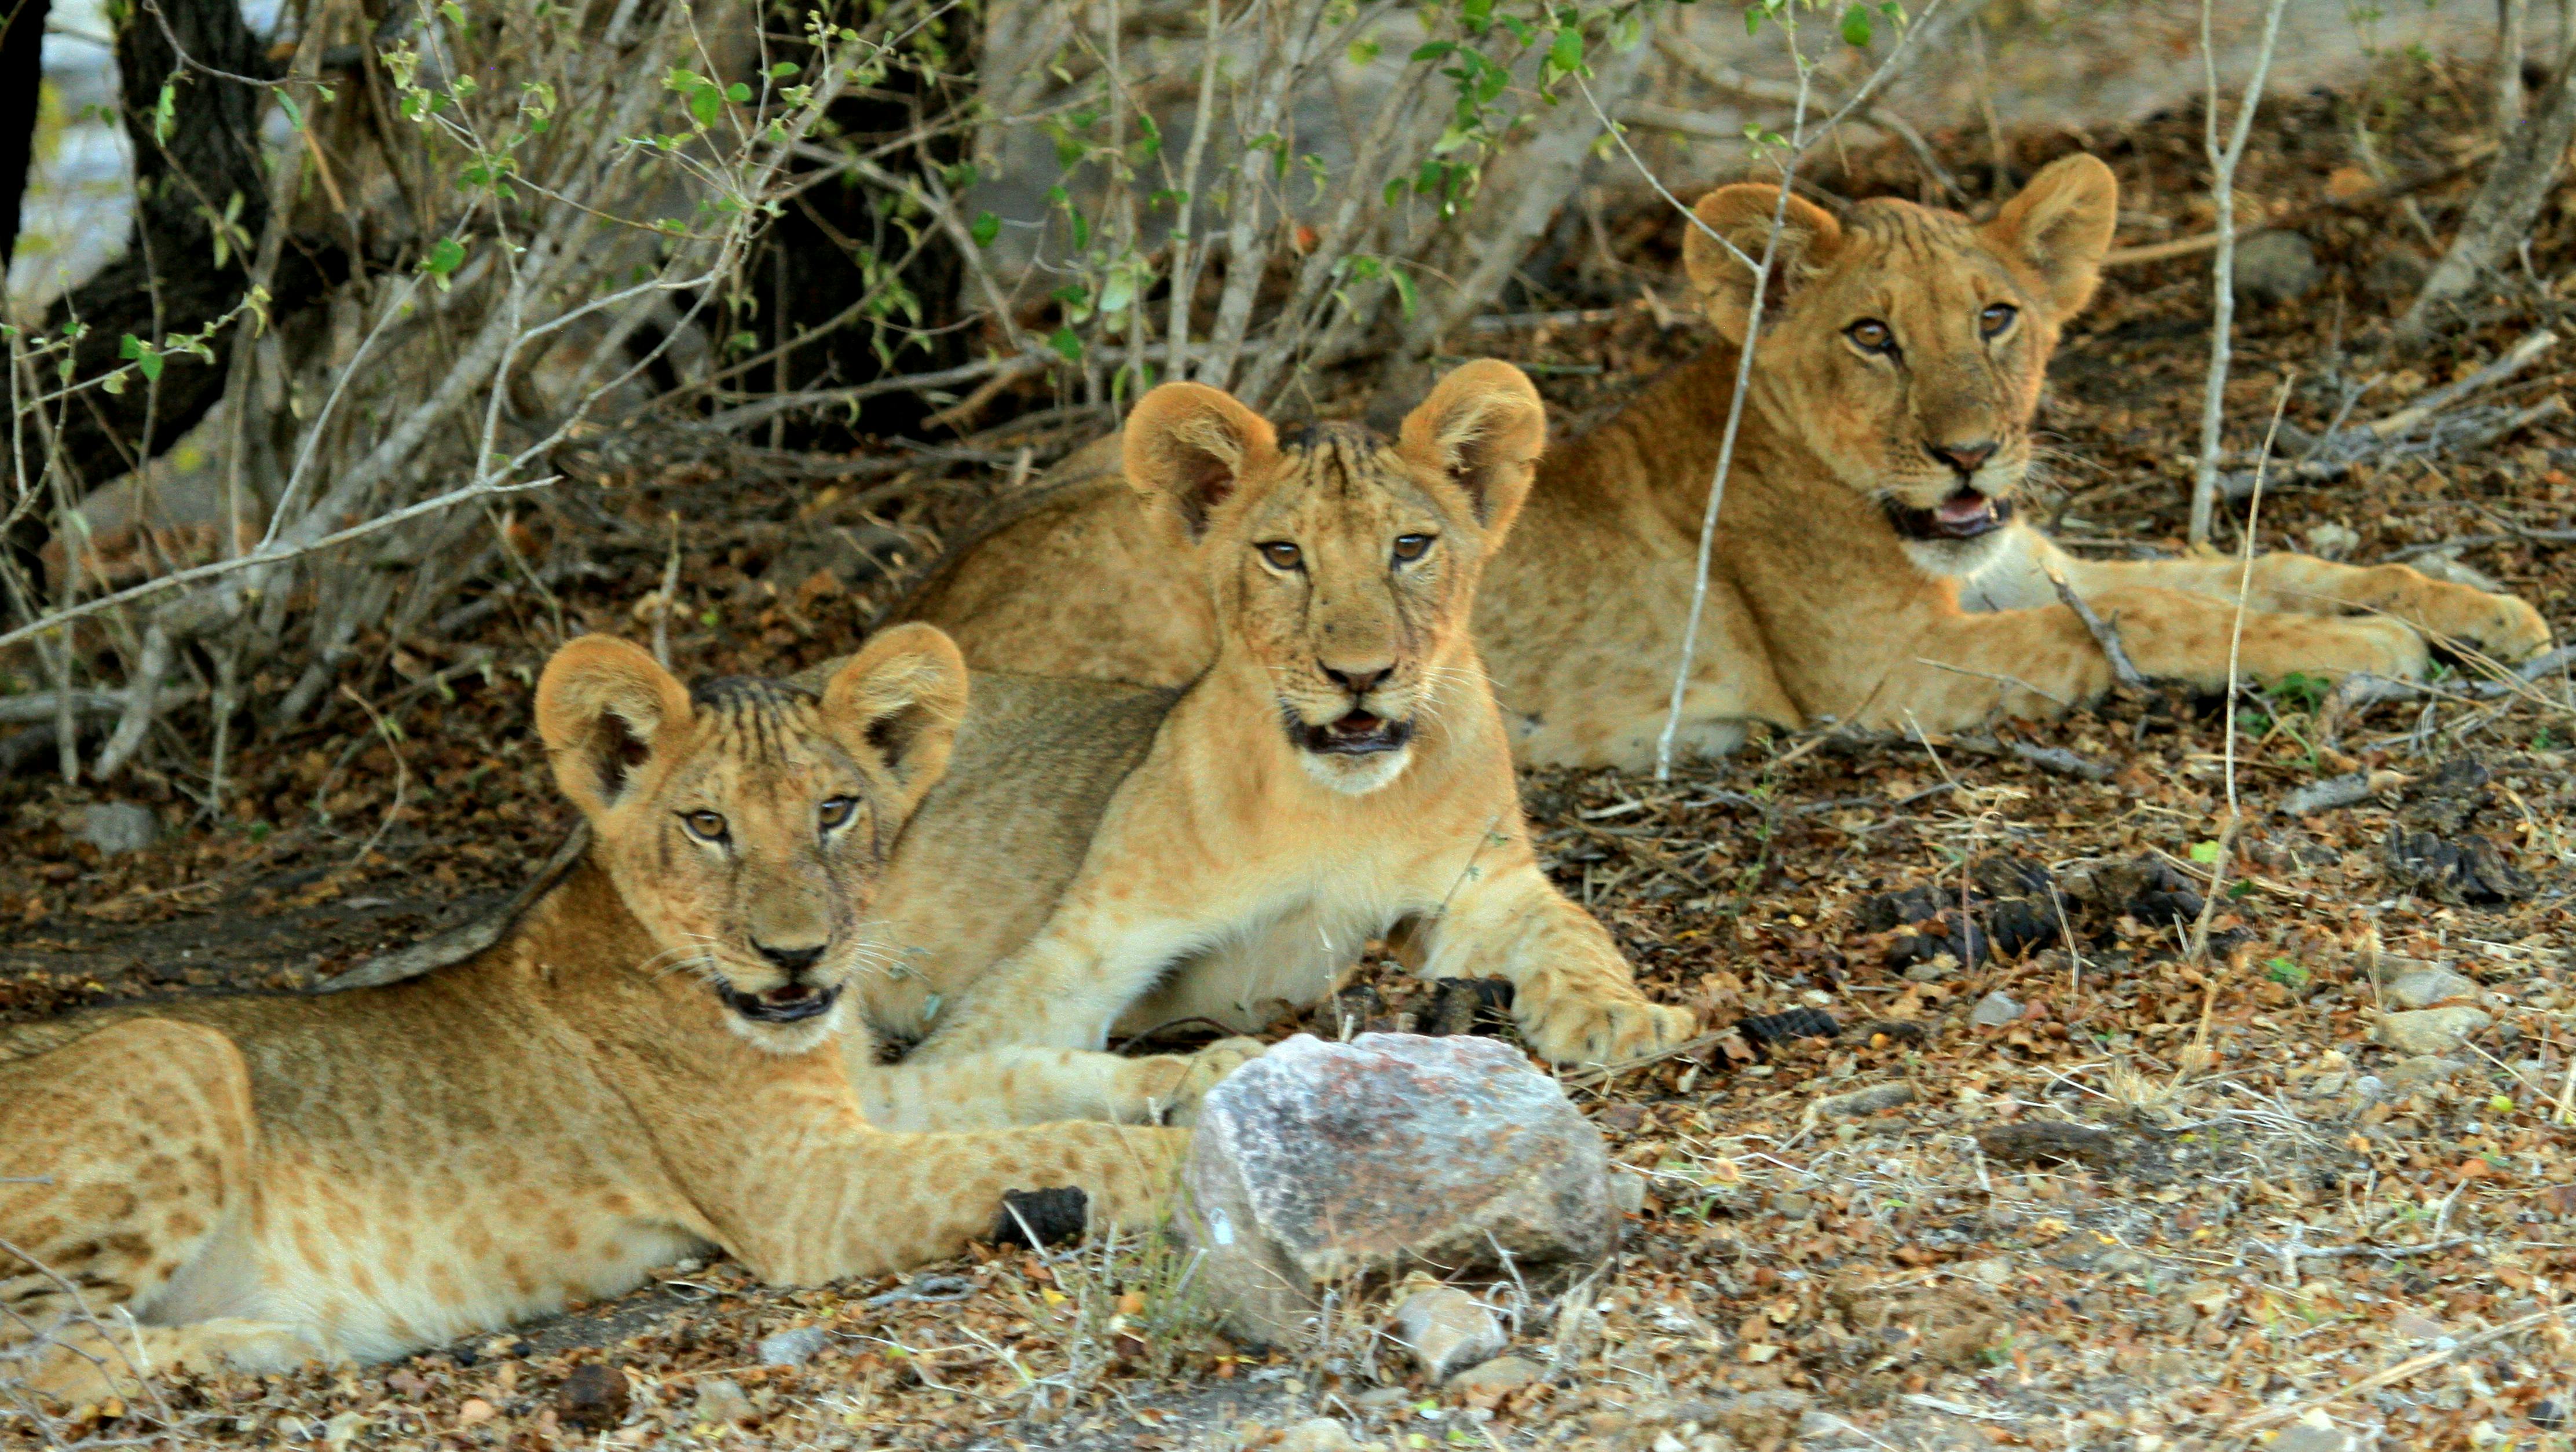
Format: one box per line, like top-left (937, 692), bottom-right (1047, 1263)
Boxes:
top-left (718, 981), bottom-right (841, 1024)
top-left (1299, 709), bottom-right (1412, 756)
top-left (1886, 487), bottom-right (2012, 542)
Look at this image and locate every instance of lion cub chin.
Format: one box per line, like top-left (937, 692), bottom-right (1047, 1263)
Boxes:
top-left (0, 630), bottom-right (1192, 1399)
top-left (835, 361), bottom-right (1699, 1072)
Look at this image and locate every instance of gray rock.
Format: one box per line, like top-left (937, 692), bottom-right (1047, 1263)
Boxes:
top-left (689, 1377), bottom-right (754, 1428)
top-left (2382, 1055), bottom-right (2468, 1091)
top-left (78, 802), bottom-right (158, 855)
top-left (1183, 1033), bottom-right (1616, 1347)
top-left (2379, 1006), bottom-right (2491, 1056)
top-left (1446, 1354), bottom-right (1544, 1395)
top-left (1611, 1166), bottom-right (1648, 1217)
top-left (756, 1325), bottom-right (830, 1367)
top-left (2232, 229), bottom-right (2321, 306)
top-left (1390, 1286), bottom-right (1506, 1381)
top-left (1812, 1081), bottom-right (1914, 1119)
top-left (2389, 968), bottom-right (2479, 1010)
top-left (2364, 245), bottom-right (2432, 303)
top-left (2303, 522), bottom-right (2361, 561)
top-left (1970, 992), bottom-right (2022, 1028)
top-left (2267, 1416), bottom-right (2362, 1452)
top-left (1276, 1418), bottom-right (1362, 1452)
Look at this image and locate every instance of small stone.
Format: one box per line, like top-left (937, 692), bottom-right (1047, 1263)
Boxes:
top-left (1902, 960), bottom-right (1951, 982)
top-left (2379, 1006), bottom-right (2491, 1055)
top-left (2382, 1055), bottom-right (2468, 1091)
top-left (2231, 229), bottom-right (2321, 306)
top-left (1812, 1081), bottom-right (1913, 1119)
top-left (1446, 1354), bottom-right (1543, 1395)
top-left (2392, 1311), bottom-right (2446, 1341)
top-left (2268, 1416), bottom-right (2359, 1452)
top-left (1610, 1166), bottom-right (1648, 1217)
top-left (2365, 246), bottom-right (2432, 302)
top-left (76, 802), bottom-right (158, 855)
top-left (1714, 1388), bottom-right (1813, 1441)
top-left (1183, 1033), bottom-right (1616, 1347)
top-left (1970, 991), bottom-right (2022, 1027)
top-left (756, 1325), bottom-right (829, 1367)
top-left (555, 1363), bottom-right (628, 1431)
top-left (1389, 1286), bottom-right (1506, 1381)
top-left (455, 1399), bottom-right (497, 1427)
top-left (321, 1412), bottom-right (368, 1450)
top-left (691, 1377), bottom-right (755, 1428)
top-left (1276, 1417), bottom-right (1362, 1452)
top-left (2389, 968), bottom-right (2478, 1009)
top-left (2303, 522), bottom-right (2361, 561)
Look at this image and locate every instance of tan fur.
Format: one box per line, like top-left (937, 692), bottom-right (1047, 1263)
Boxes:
top-left (893, 155), bottom-right (2551, 768)
top-left (826, 362), bottom-right (1695, 1068)
top-left (0, 631), bottom-right (1191, 1401)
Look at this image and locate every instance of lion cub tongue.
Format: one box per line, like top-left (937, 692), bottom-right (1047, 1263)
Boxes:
top-left (1934, 493), bottom-right (1992, 525)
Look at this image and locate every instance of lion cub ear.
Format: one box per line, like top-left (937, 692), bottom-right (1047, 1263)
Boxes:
top-left (1682, 184), bottom-right (1845, 345)
top-left (822, 623), bottom-right (968, 822)
top-left (1982, 153), bottom-right (2118, 323)
top-left (1122, 382), bottom-right (1280, 542)
top-left (1398, 359), bottom-right (1546, 540)
top-left (537, 635), bottom-right (693, 821)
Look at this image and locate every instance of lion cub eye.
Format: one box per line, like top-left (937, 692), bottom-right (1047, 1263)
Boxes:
top-left (1845, 319), bottom-right (1897, 355)
top-left (1390, 533), bottom-right (1433, 564)
top-left (680, 810), bottom-right (729, 843)
top-left (1257, 541), bottom-right (1304, 572)
top-left (818, 796), bottom-right (858, 831)
top-left (1979, 302), bottom-right (2018, 337)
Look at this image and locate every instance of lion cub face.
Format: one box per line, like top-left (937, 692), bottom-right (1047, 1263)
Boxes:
top-left (1684, 154), bottom-right (2120, 577)
top-left (535, 627), bottom-right (967, 1053)
top-left (1119, 361), bottom-right (1545, 795)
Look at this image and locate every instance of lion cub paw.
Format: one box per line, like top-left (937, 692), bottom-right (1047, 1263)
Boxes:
top-left (1126, 1037), bottom-right (1267, 1125)
top-left (2243, 614), bottom-right (2428, 684)
top-left (1517, 992), bottom-right (1699, 1068)
top-left (2409, 584), bottom-right (2552, 662)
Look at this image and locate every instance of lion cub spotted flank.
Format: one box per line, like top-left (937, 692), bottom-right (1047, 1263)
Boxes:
top-left (895, 155), bottom-right (2551, 768)
top-left (0, 630), bottom-right (1188, 1399)
top-left (826, 361), bottom-right (1697, 1070)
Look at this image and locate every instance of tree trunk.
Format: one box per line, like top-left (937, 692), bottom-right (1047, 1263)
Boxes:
top-left (721, 2), bottom-right (979, 447)
top-left (0, 0), bottom-right (51, 270)
top-left (2399, 31), bottom-right (2576, 341)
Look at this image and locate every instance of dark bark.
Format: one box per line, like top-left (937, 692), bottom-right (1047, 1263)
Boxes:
top-left (722, 3), bottom-right (978, 445)
top-left (0, 0), bottom-right (50, 270)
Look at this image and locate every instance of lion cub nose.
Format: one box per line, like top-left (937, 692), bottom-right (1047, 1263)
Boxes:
top-left (1925, 440), bottom-right (1998, 478)
top-left (753, 940), bottom-right (826, 974)
top-left (1320, 661), bottom-right (1392, 697)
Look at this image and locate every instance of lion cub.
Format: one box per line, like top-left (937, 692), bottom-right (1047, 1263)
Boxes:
top-left (825, 361), bottom-right (1698, 1069)
top-left (892, 155), bottom-right (2551, 767)
top-left (0, 630), bottom-right (1184, 1399)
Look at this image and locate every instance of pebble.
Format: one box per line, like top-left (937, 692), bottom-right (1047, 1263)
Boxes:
top-left (1611, 1166), bottom-right (1648, 1217)
top-left (554, 1363), bottom-right (628, 1431)
top-left (2379, 1006), bottom-right (2491, 1055)
top-left (76, 802), bottom-right (158, 855)
top-left (1389, 1286), bottom-right (1507, 1381)
top-left (1970, 991), bottom-right (2022, 1027)
top-left (1812, 1081), bottom-right (1914, 1118)
top-left (2388, 967), bottom-right (2479, 1009)
top-left (2268, 1416), bottom-right (2361, 1452)
top-left (690, 1377), bottom-right (755, 1428)
top-left (2231, 229), bottom-right (2321, 306)
top-left (1445, 1354), bottom-right (1543, 1395)
top-left (2382, 1055), bottom-right (2468, 1091)
top-left (756, 1325), bottom-right (829, 1367)
top-left (1275, 1417), bottom-right (1363, 1452)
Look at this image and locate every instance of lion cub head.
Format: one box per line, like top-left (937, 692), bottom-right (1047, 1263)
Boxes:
top-left (1683, 153), bottom-right (2119, 577)
top-left (535, 626), bottom-right (967, 1052)
top-left (1119, 360), bottom-right (1545, 795)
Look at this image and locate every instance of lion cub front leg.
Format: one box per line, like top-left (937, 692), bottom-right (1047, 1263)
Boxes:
top-left (854, 1042), bottom-right (1264, 1131)
top-left (1418, 840), bottom-right (1696, 1067)
top-left (2059, 551), bottom-right (2549, 662)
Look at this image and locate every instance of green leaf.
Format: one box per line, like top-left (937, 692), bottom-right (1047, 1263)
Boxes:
top-left (689, 85), bottom-right (721, 127)
top-left (137, 350), bottom-right (162, 382)
top-left (769, 61), bottom-right (800, 79)
top-left (1348, 36), bottom-right (1380, 65)
top-left (1389, 266), bottom-right (1418, 320)
top-left (119, 334), bottom-right (147, 361)
top-left (1048, 325), bottom-right (1084, 363)
top-left (420, 236), bottom-right (468, 287)
top-left (1409, 41), bottom-right (1455, 61)
top-left (1841, 5), bottom-right (1874, 45)
top-left (2189, 840), bottom-right (2222, 865)
top-left (440, 1), bottom-right (464, 28)
top-left (725, 82), bottom-right (752, 104)
top-left (970, 211), bottom-right (1000, 247)
top-left (277, 93), bottom-right (305, 131)
top-left (1548, 26), bottom-right (1583, 72)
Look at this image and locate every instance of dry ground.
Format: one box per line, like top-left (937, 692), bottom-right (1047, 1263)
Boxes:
top-left (6, 61), bottom-right (2576, 1452)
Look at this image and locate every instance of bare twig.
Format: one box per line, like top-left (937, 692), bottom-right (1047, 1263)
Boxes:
top-left (2187, 0), bottom-right (2292, 550)
top-left (2045, 565), bottom-right (2147, 689)
top-left (2402, 25), bottom-right (2576, 338)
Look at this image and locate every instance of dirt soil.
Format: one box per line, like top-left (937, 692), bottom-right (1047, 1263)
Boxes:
top-left (7, 63), bottom-right (2576, 1452)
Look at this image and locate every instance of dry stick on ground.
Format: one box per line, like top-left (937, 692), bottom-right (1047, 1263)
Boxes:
top-left (2043, 566), bottom-right (2146, 689)
top-left (2187, 0), bottom-right (2292, 550)
top-left (2216, 329), bottom-right (2559, 498)
top-left (2225, 1306), bottom-right (2567, 1438)
top-left (2402, 25), bottom-right (2576, 340)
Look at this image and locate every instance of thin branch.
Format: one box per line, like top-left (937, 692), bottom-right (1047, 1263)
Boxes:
top-left (2046, 565), bottom-right (2146, 689)
top-left (2187, 0), bottom-right (2292, 550)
